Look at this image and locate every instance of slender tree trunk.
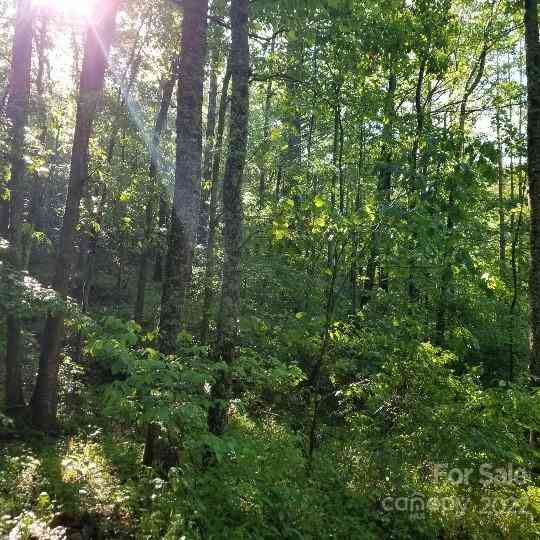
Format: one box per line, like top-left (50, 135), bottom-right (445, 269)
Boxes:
top-left (326, 85), bottom-right (341, 270)
top-left (29, 11), bottom-right (49, 235)
top-left (200, 61), bottom-right (231, 344)
top-left (497, 109), bottom-right (506, 274)
top-left (159, 0), bottom-right (209, 353)
top-left (411, 58), bottom-right (426, 192)
top-left (145, 1), bottom-right (209, 465)
top-left (153, 192), bottom-right (169, 281)
top-left (30, 0), bottom-right (119, 431)
top-left (4, 0), bottom-right (34, 416)
top-left (207, 0), bottom-right (250, 436)
top-left (351, 132), bottom-right (365, 315)
top-left (151, 56), bottom-right (177, 286)
top-left (407, 57), bottom-right (427, 301)
top-left (258, 37), bottom-right (275, 208)
top-left (280, 38), bottom-right (302, 199)
top-left (135, 59), bottom-right (177, 324)
top-left (525, 0), bottom-right (540, 420)
top-left (308, 245), bottom-right (341, 464)
top-left (495, 53), bottom-right (506, 276)
top-left (198, 59), bottom-right (219, 245)
top-left (337, 95), bottom-right (345, 215)
top-left (307, 113), bottom-right (316, 194)
top-left (509, 57), bottom-right (526, 381)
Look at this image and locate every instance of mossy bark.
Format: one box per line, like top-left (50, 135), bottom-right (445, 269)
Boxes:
top-left (159, 0), bottom-right (209, 354)
top-left (208, 0), bottom-right (250, 435)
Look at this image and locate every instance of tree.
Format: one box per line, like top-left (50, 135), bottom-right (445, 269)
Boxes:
top-left (4, 0), bottom-right (34, 416)
top-left (198, 54), bottom-right (219, 246)
top-left (524, 0), bottom-right (540, 439)
top-left (30, 0), bottom-right (120, 431)
top-left (208, 0), bottom-right (250, 436)
top-left (200, 59), bottom-right (231, 345)
top-left (159, 0), bottom-right (209, 354)
top-left (134, 56), bottom-right (178, 324)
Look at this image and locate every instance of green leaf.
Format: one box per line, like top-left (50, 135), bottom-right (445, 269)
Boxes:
top-left (314, 195), bottom-right (325, 208)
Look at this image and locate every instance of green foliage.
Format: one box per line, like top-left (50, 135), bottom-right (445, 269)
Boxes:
top-left (135, 417), bottom-right (383, 540)
top-left (0, 0), bottom-right (537, 538)
top-left (0, 262), bottom-right (67, 320)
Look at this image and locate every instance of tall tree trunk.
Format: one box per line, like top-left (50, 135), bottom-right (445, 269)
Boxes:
top-left (29, 10), bottom-right (50, 235)
top-left (159, 0), bottom-right (209, 353)
top-left (407, 56), bottom-right (427, 301)
top-left (4, 0), bottom-right (34, 416)
top-left (509, 54), bottom-right (526, 381)
top-left (351, 129), bottom-right (365, 315)
top-left (30, 0), bottom-right (119, 431)
top-left (495, 53), bottom-right (506, 277)
top-left (497, 107), bottom-right (506, 274)
top-left (198, 57), bottom-right (219, 245)
top-left (325, 84), bottom-right (341, 270)
top-left (144, 0), bottom-right (208, 465)
top-left (207, 0), bottom-right (250, 436)
top-left (525, 0), bottom-right (540, 421)
top-left (335, 88), bottom-right (345, 215)
top-left (200, 60), bottom-right (231, 345)
top-left (135, 59), bottom-right (177, 324)
top-left (258, 37), bottom-right (275, 208)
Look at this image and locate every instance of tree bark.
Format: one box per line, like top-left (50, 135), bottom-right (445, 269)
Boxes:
top-left (495, 53), bottom-right (507, 277)
top-left (30, 0), bottom-right (119, 431)
top-left (497, 107), bottom-right (506, 274)
top-left (159, 0), bottom-right (209, 353)
top-left (208, 0), bottom-right (250, 436)
top-left (198, 57), bottom-right (219, 245)
top-left (4, 0), bottom-right (34, 416)
top-left (525, 0), bottom-right (540, 409)
top-left (200, 60), bottom-right (231, 345)
top-left (258, 37), bottom-right (275, 208)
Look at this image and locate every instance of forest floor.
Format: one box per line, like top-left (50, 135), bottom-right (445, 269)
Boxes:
top-left (0, 414), bottom-right (144, 539)
top-left (0, 355), bottom-right (152, 539)
top-left (1, 350), bottom-right (539, 539)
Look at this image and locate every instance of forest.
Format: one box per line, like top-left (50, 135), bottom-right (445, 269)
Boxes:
top-left (0, 0), bottom-right (540, 538)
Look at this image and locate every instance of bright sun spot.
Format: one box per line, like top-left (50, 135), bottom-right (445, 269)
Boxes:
top-left (34, 0), bottom-right (94, 17)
